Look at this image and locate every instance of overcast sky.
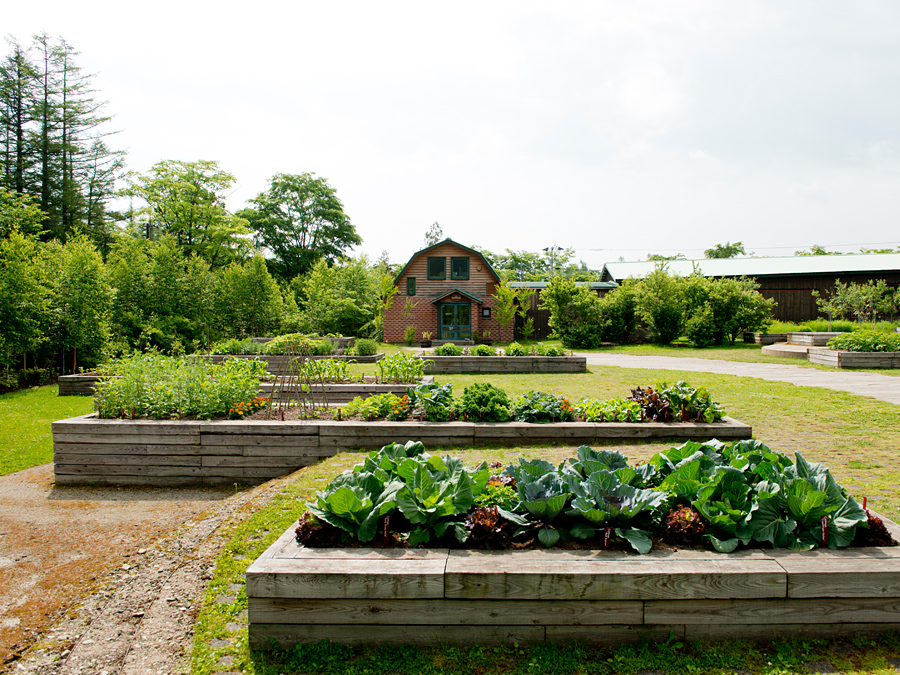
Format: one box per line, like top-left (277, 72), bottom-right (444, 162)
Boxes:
top-left (7, 1), bottom-right (900, 268)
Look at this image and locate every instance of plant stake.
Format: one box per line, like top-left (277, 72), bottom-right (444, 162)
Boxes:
top-left (821, 515), bottom-right (829, 547)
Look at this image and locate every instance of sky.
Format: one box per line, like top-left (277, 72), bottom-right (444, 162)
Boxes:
top-left (6, 1), bottom-right (900, 268)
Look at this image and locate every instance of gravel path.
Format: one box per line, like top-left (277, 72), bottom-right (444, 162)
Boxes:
top-left (579, 353), bottom-right (900, 406)
top-left (0, 465), bottom-right (296, 674)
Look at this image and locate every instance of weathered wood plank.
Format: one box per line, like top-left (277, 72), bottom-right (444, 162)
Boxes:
top-left (53, 433), bottom-right (200, 445)
top-left (52, 442), bottom-right (212, 456)
top-left (246, 557), bottom-right (448, 599)
top-left (771, 551), bottom-right (900, 598)
top-left (249, 597), bottom-right (643, 626)
top-left (52, 417), bottom-right (202, 434)
top-left (646, 598), bottom-right (900, 624)
top-left (685, 622), bottom-right (899, 642)
top-left (54, 453), bottom-right (202, 467)
top-left (444, 551), bottom-right (785, 600)
top-left (545, 624), bottom-right (683, 646)
top-left (53, 464), bottom-right (204, 477)
top-left (249, 623), bottom-right (545, 648)
top-left (201, 455), bottom-right (317, 468)
top-left (54, 474), bottom-right (219, 487)
top-left (200, 434), bottom-right (320, 447)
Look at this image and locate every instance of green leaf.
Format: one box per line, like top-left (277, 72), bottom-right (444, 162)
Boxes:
top-left (538, 526), bottom-right (560, 548)
top-left (615, 527), bottom-right (652, 554)
top-left (569, 523), bottom-right (596, 540)
top-left (706, 534), bottom-right (740, 553)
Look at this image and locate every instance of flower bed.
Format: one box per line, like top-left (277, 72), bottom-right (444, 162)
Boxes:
top-left (247, 440), bottom-right (899, 647)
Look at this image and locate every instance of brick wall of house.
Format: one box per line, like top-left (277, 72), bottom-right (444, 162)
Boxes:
top-left (385, 240), bottom-right (514, 343)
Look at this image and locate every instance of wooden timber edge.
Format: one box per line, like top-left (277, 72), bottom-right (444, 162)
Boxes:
top-left (246, 516), bottom-right (900, 648)
top-left (417, 355), bottom-right (588, 374)
top-left (51, 414), bottom-right (751, 486)
top-left (807, 348), bottom-right (900, 369)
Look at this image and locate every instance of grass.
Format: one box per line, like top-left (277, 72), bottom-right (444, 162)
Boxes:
top-left (0, 384), bottom-right (93, 476)
top-left (192, 365), bottom-right (900, 674)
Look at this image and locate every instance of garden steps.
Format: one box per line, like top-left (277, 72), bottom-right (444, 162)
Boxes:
top-left (246, 516), bottom-right (900, 648)
top-left (761, 343), bottom-right (810, 359)
top-left (51, 415), bottom-right (751, 486)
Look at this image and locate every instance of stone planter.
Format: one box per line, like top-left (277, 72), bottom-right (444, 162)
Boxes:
top-left (51, 415), bottom-right (751, 486)
top-left (807, 348), bottom-right (900, 369)
top-left (419, 355), bottom-right (587, 374)
top-left (247, 516), bottom-right (900, 648)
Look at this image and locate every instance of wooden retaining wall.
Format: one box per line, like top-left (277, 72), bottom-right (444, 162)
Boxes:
top-left (200, 352), bottom-right (383, 372)
top-left (419, 355), bottom-right (587, 374)
top-left (247, 517), bottom-right (900, 648)
top-left (807, 349), bottom-right (900, 369)
top-left (743, 332), bottom-right (789, 346)
top-left (788, 333), bottom-right (844, 347)
top-left (51, 416), bottom-right (751, 486)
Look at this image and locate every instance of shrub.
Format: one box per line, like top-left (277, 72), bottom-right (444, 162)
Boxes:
top-left (598, 284), bottom-right (636, 343)
top-left (684, 304), bottom-right (717, 347)
top-left (404, 326), bottom-right (416, 345)
top-left (827, 330), bottom-right (900, 352)
top-left (535, 344), bottom-right (566, 356)
top-left (539, 276), bottom-right (603, 348)
top-left (434, 343), bottom-right (463, 356)
top-left (456, 383), bottom-right (511, 422)
top-left (354, 338), bottom-right (377, 356)
top-left (470, 344), bottom-right (496, 356)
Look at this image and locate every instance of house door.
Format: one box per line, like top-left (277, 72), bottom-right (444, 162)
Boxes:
top-left (440, 303), bottom-right (471, 340)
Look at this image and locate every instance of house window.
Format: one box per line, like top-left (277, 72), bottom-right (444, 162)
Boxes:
top-left (451, 257), bottom-right (469, 280)
top-left (407, 277), bottom-right (416, 295)
top-left (482, 307), bottom-right (491, 318)
top-left (427, 257), bottom-right (445, 280)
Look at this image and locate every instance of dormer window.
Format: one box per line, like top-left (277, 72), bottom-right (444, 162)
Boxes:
top-left (451, 257), bottom-right (469, 280)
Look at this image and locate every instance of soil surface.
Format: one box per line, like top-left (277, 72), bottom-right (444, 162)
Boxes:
top-left (0, 463), bottom-right (293, 674)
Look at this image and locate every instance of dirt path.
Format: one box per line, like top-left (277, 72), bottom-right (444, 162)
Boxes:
top-left (0, 464), bottom-right (292, 674)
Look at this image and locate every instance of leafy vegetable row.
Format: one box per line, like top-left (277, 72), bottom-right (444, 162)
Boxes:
top-left (432, 342), bottom-right (569, 357)
top-left (297, 439), bottom-right (887, 554)
top-left (343, 381), bottom-right (725, 424)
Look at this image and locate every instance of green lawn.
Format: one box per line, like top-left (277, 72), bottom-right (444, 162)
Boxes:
top-left (0, 385), bottom-right (93, 476)
top-left (192, 365), bottom-right (900, 674)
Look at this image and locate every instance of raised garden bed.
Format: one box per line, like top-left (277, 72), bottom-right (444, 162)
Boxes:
top-left (51, 415), bottom-right (750, 486)
top-left (743, 332), bottom-right (789, 346)
top-left (200, 352), bottom-right (383, 371)
top-left (247, 515), bottom-right (900, 648)
top-left (59, 366), bottom-right (394, 398)
top-left (807, 348), bottom-right (900, 369)
top-left (788, 332), bottom-right (845, 347)
top-left (418, 355), bottom-right (587, 374)
top-left (260, 376), bottom-right (433, 403)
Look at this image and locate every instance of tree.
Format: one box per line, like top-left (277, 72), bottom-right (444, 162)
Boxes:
top-left (121, 160), bottom-right (250, 268)
top-left (241, 172), bottom-right (360, 280)
top-left (424, 221), bottom-right (443, 247)
top-left (704, 241), bottom-right (747, 259)
top-left (491, 275), bottom-right (535, 336)
top-left (0, 230), bottom-right (49, 376)
top-left (0, 187), bottom-right (44, 237)
top-left (46, 235), bottom-right (110, 372)
top-left (795, 244), bottom-right (841, 256)
top-left (296, 256), bottom-right (378, 336)
top-left (647, 253), bottom-right (686, 261)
